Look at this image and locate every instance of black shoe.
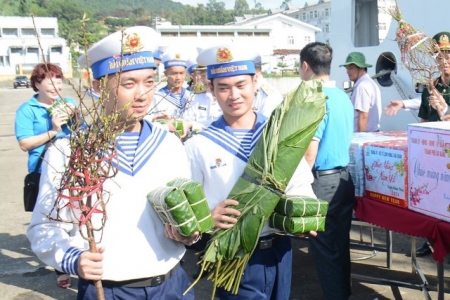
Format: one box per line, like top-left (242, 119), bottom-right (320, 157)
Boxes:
top-left (192, 265), bottom-right (208, 280)
top-left (415, 242), bottom-right (432, 257)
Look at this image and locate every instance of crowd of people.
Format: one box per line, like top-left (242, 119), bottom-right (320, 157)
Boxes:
top-left (15, 25), bottom-right (450, 300)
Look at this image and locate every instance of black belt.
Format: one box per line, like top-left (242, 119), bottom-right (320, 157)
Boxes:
top-left (259, 235), bottom-right (281, 250)
top-left (313, 166), bottom-right (347, 178)
top-left (101, 263), bottom-right (179, 288)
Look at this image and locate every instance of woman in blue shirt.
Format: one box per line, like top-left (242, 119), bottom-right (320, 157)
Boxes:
top-left (14, 62), bottom-right (77, 288)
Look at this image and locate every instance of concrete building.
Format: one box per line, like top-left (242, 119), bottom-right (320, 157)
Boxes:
top-left (0, 16), bottom-right (72, 80)
top-left (282, 0), bottom-right (332, 44)
top-left (233, 0), bottom-right (394, 46)
top-left (156, 13), bottom-right (320, 73)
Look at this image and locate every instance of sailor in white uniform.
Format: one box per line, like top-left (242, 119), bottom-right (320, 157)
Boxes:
top-left (252, 55), bottom-right (284, 118)
top-left (27, 26), bottom-right (198, 300)
top-left (183, 60), bottom-right (222, 132)
top-left (150, 48), bottom-right (194, 120)
top-left (184, 44), bottom-right (316, 299)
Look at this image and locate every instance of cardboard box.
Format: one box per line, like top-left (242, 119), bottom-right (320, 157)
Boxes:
top-left (363, 139), bottom-right (408, 208)
top-left (408, 122), bottom-right (450, 222)
top-left (349, 131), bottom-right (407, 196)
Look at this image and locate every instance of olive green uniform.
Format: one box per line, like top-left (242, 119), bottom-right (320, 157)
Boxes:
top-left (418, 77), bottom-right (450, 121)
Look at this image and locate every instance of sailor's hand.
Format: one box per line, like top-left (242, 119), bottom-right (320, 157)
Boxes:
top-left (164, 223), bottom-right (200, 245)
top-left (293, 231), bottom-right (318, 238)
top-left (166, 119), bottom-right (192, 139)
top-left (428, 89), bottom-right (447, 113)
top-left (383, 100), bottom-right (404, 116)
top-left (211, 199), bottom-right (241, 229)
top-left (77, 247), bottom-right (104, 280)
top-left (441, 114), bottom-right (450, 121)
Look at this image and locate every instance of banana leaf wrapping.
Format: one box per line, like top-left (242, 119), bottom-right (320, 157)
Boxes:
top-left (147, 186), bottom-right (200, 236)
top-left (275, 196), bottom-right (328, 218)
top-left (47, 99), bottom-right (72, 121)
top-left (269, 213), bottom-right (326, 234)
top-left (186, 80), bottom-right (327, 297)
top-left (155, 119), bottom-right (184, 137)
top-left (167, 178), bottom-right (214, 233)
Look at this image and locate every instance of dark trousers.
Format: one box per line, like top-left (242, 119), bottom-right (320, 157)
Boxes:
top-left (308, 168), bottom-right (355, 300)
top-left (77, 265), bottom-right (194, 300)
top-left (216, 236), bottom-right (292, 300)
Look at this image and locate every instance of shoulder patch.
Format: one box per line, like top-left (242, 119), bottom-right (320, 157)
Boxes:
top-left (260, 84), bottom-right (274, 96)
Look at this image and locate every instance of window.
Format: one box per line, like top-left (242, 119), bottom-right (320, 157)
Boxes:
top-left (27, 48), bottom-right (39, 54)
top-left (302, 13), bottom-right (306, 20)
top-left (41, 28), bottom-right (55, 36)
top-left (325, 8), bottom-right (329, 16)
top-left (200, 32), bottom-right (217, 37)
top-left (325, 24), bottom-right (329, 33)
top-left (254, 32), bottom-right (269, 37)
top-left (218, 32), bottom-right (234, 37)
top-left (287, 36), bottom-right (294, 44)
top-left (310, 11), bottom-right (313, 19)
top-left (161, 32), bottom-right (178, 37)
top-left (21, 28), bottom-right (36, 36)
top-left (0, 56), bottom-right (10, 66)
top-left (11, 48), bottom-right (22, 54)
top-left (51, 47), bottom-right (62, 53)
top-left (305, 36), bottom-right (311, 43)
top-left (179, 32), bottom-right (197, 37)
top-left (3, 28), bottom-right (18, 36)
top-left (353, 0), bottom-right (380, 47)
top-left (237, 32), bottom-right (253, 36)
top-left (314, 11), bottom-right (318, 18)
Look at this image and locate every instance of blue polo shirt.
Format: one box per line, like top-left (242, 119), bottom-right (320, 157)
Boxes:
top-left (15, 95), bottom-right (77, 172)
top-left (313, 82), bottom-right (354, 171)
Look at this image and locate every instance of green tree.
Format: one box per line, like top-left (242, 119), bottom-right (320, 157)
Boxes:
top-left (195, 4), bottom-right (209, 25)
top-left (206, 0), bottom-right (232, 24)
top-left (18, 0), bottom-right (28, 15)
top-left (234, 0), bottom-right (249, 16)
top-left (280, 0), bottom-right (292, 10)
top-left (251, 0), bottom-right (266, 14)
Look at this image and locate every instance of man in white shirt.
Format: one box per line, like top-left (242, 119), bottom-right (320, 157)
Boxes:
top-left (341, 52), bottom-right (382, 132)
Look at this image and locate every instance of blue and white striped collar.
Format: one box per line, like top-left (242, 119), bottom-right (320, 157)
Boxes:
top-left (113, 120), bottom-right (167, 176)
top-left (200, 113), bottom-right (267, 163)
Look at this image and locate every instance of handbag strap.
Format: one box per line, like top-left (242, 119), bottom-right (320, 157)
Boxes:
top-left (33, 142), bottom-right (51, 173)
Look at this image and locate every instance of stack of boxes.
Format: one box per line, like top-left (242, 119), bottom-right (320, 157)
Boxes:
top-left (349, 131), bottom-right (407, 197)
top-left (363, 139), bottom-right (408, 208)
top-left (353, 124), bottom-right (450, 223)
top-left (407, 122), bottom-right (450, 222)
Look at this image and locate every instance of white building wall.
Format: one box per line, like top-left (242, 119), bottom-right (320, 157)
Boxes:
top-left (157, 25), bottom-right (274, 62)
top-left (0, 16), bottom-right (71, 79)
top-left (156, 15), bottom-right (319, 73)
top-left (285, 1), bottom-right (332, 43)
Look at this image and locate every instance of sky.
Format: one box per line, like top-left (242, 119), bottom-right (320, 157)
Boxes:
top-left (173, 0), bottom-right (306, 10)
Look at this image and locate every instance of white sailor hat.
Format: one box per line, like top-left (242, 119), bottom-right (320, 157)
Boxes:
top-left (187, 58), bottom-right (198, 74)
top-left (154, 45), bottom-right (169, 61)
top-left (77, 26), bottom-right (159, 79)
top-left (254, 54), bottom-right (262, 66)
top-left (197, 44), bottom-right (258, 79)
top-left (161, 47), bottom-right (188, 69)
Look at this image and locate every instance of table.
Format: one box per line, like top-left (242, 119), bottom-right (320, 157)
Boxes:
top-left (354, 196), bottom-right (450, 299)
top-left (355, 197), bottom-right (450, 263)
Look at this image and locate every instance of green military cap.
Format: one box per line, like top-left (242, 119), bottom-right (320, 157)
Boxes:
top-left (339, 52), bottom-right (372, 68)
top-left (432, 31), bottom-right (450, 51)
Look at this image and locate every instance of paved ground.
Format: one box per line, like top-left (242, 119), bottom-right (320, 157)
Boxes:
top-left (0, 86), bottom-right (449, 300)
